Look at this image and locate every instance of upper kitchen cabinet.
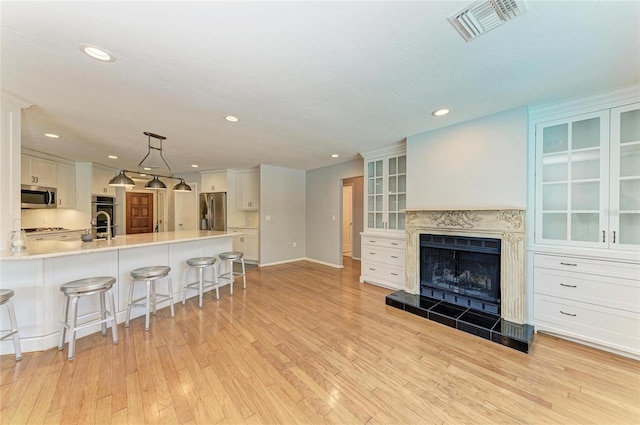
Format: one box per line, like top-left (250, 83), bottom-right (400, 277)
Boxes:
top-left (56, 162), bottom-right (76, 208)
top-left (363, 146), bottom-right (406, 233)
top-left (21, 154), bottom-right (57, 187)
top-left (235, 170), bottom-right (259, 210)
top-left (533, 101), bottom-right (639, 251)
top-left (201, 170), bottom-right (228, 193)
top-left (92, 167), bottom-right (116, 197)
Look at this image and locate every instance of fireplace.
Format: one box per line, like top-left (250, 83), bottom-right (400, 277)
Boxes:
top-left (420, 234), bottom-right (501, 314)
top-left (385, 209), bottom-right (534, 353)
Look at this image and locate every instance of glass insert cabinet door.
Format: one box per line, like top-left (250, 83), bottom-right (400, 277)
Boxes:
top-left (610, 103), bottom-right (640, 249)
top-left (535, 110), bottom-right (609, 247)
top-left (367, 159), bottom-right (384, 230)
top-left (366, 154), bottom-right (406, 231)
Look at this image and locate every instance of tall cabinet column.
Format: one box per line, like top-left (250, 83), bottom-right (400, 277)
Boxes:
top-left (1, 95), bottom-right (31, 249)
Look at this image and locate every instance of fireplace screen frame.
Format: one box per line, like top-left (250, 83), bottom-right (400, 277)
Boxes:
top-left (420, 233), bottom-right (501, 314)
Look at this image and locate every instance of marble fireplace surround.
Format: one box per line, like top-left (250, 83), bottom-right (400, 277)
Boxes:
top-left (405, 209), bottom-right (526, 324)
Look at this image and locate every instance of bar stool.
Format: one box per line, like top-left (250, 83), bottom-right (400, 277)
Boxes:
top-left (182, 257), bottom-right (219, 309)
top-left (0, 289), bottom-right (22, 361)
top-left (59, 277), bottom-right (118, 360)
top-left (218, 251), bottom-right (246, 295)
top-left (126, 266), bottom-right (174, 331)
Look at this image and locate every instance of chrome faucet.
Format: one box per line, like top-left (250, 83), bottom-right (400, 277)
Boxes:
top-left (93, 210), bottom-right (112, 241)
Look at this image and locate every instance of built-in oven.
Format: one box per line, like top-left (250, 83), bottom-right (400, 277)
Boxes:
top-left (92, 195), bottom-right (116, 239)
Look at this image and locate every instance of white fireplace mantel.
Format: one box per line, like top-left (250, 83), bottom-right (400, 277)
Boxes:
top-left (405, 209), bottom-right (526, 324)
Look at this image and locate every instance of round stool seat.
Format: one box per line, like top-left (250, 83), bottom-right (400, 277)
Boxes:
top-left (0, 289), bottom-right (15, 303)
top-left (186, 257), bottom-right (216, 267)
top-left (131, 266), bottom-right (171, 279)
top-left (60, 277), bottom-right (116, 295)
top-left (219, 252), bottom-right (244, 261)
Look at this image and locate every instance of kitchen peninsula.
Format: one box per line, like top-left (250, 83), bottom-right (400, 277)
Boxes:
top-left (0, 230), bottom-right (234, 355)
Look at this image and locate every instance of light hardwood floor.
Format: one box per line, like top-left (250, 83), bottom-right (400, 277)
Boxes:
top-left (1, 258), bottom-right (639, 424)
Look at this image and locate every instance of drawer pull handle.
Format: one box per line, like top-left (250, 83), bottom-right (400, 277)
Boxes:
top-left (613, 231), bottom-right (616, 244)
top-left (369, 240), bottom-right (376, 243)
top-left (369, 252), bottom-right (376, 255)
top-left (390, 273), bottom-right (398, 276)
top-left (560, 283), bottom-right (577, 288)
top-left (560, 310), bottom-right (577, 317)
top-left (391, 255), bottom-right (398, 259)
top-left (369, 268), bottom-right (376, 271)
top-left (391, 242), bottom-right (398, 246)
top-left (602, 230), bottom-right (605, 243)
top-left (560, 262), bottom-right (577, 267)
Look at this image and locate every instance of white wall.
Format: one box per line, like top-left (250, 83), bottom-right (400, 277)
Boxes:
top-left (305, 159), bottom-right (363, 267)
top-left (259, 164), bottom-right (306, 265)
top-left (406, 107), bottom-right (528, 210)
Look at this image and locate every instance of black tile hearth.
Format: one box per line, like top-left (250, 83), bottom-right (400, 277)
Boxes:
top-left (385, 290), bottom-right (534, 353)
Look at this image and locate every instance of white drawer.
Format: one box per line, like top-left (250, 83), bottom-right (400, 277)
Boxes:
top-left (534, 267), bottom-right (640, 313)
top-left (361, 261), bottom-right (404, 286)
top-left (534, 254), bottom-right (640, 281)
top-left (362, 246), bottom-right (404, 267)
top-left (534, 294), bottom-right (640, 354)
top-left (361, 236), bottom-right (404, 250)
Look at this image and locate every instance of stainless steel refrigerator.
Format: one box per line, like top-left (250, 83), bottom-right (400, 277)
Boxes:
top-left (199, 192), bottom-right (227, 231)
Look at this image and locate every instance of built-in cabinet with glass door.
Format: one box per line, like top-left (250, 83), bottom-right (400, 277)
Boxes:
top-left (366, 152), bottom-right (406, 232)
top-left (535, 103), bottom-right (639, 251)
top-left (361, 145), bottom-right (406, 290)
top-left (530, 87), bottom-right (639, 358)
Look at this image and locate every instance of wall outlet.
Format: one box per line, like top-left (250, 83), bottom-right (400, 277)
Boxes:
top-left (332, 215), bottom-right (336, 221)
top-left (293, 242), bottom-right (296, 247)
top-left (266, 215), bottom-right (271, 221)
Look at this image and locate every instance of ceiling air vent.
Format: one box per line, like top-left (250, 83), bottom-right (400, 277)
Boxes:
top-left (448, 0), bottom-right (528, 42)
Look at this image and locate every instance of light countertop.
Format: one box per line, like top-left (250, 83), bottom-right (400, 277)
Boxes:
top-left (2, 230), bottom-right (236, 261)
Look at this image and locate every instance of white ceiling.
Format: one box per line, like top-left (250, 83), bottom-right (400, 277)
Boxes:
top-left (2, 1), bottom-right (639, 173)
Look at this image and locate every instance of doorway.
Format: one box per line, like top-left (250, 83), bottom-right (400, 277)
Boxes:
top-left (126, 192), bottom-right (154, 234)
top-left (342, 175), bottom-right (363, 262)
top-left (342, 184), bottom-right (353, 257)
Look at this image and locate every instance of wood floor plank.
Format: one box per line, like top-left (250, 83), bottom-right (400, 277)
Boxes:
top-left (0, 258), bottom-right (638, 425)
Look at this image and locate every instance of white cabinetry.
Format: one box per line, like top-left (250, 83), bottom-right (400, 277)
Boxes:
top-left (201, 171), bottom-right (227, 192)
top-left (92, 167), bottom-right (115, 196)
top-left (364, 148), bottom-right (406, 232)
top-left (21, 155), bottom-right (57, 187)
top-left (228, 228), bottom-right (259, 262)
top-left (529, 85), bottom-right (640, 358)
top-left (56, 162), bottom-right (76, 208)
top-left (534, 102), bottom-right (639, 251)
top-left (360, 234), bottom-right (405, 290)
top-left (533, 254), bottom-right (639, 357)
top-left (235, 170), bottom-right (259, 210)
top-left (361, 145), bottom-right (406, 289)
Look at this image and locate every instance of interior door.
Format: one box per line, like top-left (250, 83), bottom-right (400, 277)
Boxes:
top-left (126, 192), bottom-right (154, 234)
top-left (343, 184), bottom-right (353, 255)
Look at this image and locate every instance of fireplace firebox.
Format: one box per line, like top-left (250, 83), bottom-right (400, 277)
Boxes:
top-left (420, 234), bottom-right (501, 314)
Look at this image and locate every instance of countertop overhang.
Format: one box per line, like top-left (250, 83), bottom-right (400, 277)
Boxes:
top-left (1, 230), bottom-right (236, 260)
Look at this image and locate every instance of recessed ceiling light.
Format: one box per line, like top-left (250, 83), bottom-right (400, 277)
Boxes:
top-left (432, 108), bottom-right (450, 117)
top-left (225, 116), bottom-right (239, 122)
top-left (331, 154), bottom-right (339, 158)
top-left (143, 167), bottom-right (151, 171)
top-left (191, 164), bottom-right (199, 168)
top-left (44, 133), bottom-right (60, 138)
top-left (108, 155), bottom-right (118, 159)
top-left (79, 44), bottom-right (115, 62)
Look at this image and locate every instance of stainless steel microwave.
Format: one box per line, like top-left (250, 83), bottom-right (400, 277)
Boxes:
top-left (21, 185), bottom-right (57, 209)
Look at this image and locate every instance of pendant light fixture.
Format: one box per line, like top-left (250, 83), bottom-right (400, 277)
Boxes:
top-left (145, 175), bottom-right (167, 190)
top-left (108, 131), bottom-right (192, 192)
top-left (108, 170), bottom-right (135, 188)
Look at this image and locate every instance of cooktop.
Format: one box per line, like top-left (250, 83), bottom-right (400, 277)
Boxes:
top-left (23, 227), bottom-right (67, 233)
